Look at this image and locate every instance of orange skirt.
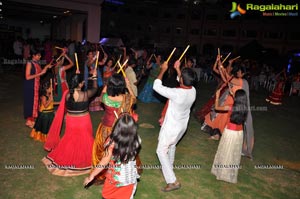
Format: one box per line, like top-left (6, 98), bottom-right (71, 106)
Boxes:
top-left (102, 180), bottom-right (135, 199)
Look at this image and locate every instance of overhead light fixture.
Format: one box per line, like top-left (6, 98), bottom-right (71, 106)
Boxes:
top-left (105, 0), bottom-right (124, 5)
top-left (193, 0), bottom-right (200, 5)
top-left (53, 15), bottom-right (57, 18)
top-left (40, 20), bottom-right (44, 23)
top-left (64, 10), bottom-right (70, 14)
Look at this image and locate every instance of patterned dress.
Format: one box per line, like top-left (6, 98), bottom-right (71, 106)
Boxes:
top-left (102, 141), bottom-right (139, 199)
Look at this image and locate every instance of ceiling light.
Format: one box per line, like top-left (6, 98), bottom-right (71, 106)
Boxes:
top-left (53, 15), bottom-right (57, 18)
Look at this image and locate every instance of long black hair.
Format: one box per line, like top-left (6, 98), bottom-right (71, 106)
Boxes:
top-left (69, 74), bottom-right (84, 102)
top-left (231, 65), bottom-right (247, 78)
top-left (39, 81), bottom-right (50, 100)
top-left (230, 89), bottom-right (248, 125)
top-left (107, 73), bottom-right (126, 96)
top-left (105, 113), bottom-right (141, 163)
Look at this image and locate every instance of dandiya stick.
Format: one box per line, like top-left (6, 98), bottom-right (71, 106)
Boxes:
top-left (56, 53), bottom-right (64, 62)
top-left (55, 46), bottom-right (64, 50)
top-left (119, 66), bottom-right (127, 78)
top-left (99, 45), bottom-right (105, 54)
top-left (217, 48), bottom-right (220, 56)
top-left (113, 55), bottom-right (122, 69)
top-left (231, 56), bottom-right (240, 62)
top-left (166, 47), bottom-right (176, 63)
top-left (121, 69), bottom-right (126, 78)
top-left (179, 45), bottom-right (190, 61)
top-left (117, 59), bottom-right (128, 73)
top-left (113, 59), bottom-right (121, 71)
top-left (222, 52), bottom-right (231, 64)
top-left (95, 51), bottom-right (99, 69)
top-left (74, 53), bottom-right (79, 71)
top-left (50, 78), bottom-right (53, 96)
top-left (215, 75), bottom-right (234, 92)
top-left (113, 111), bottom-right (118, 119)
top-left (147, 54), bottom-right (154, 63)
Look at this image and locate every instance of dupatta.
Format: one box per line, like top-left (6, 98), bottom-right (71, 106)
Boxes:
top-left (44, 90), bottom-right (68, 151)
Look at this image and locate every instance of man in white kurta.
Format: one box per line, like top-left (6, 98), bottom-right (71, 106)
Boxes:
top-left (153, 60), bottom-right (196, 192)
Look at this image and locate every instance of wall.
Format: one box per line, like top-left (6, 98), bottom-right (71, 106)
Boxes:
top-left (5, 19), bottom-right (51, 41)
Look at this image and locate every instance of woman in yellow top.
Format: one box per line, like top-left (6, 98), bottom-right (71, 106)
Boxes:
top-left (30, 80), bottom-right (55, 142)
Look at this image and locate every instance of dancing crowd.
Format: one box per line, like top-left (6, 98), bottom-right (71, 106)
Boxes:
top-left (18, 37), bottom-right (300, 198)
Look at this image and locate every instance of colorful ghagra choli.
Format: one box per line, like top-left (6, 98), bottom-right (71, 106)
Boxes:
top-left (92, 93), bottom-right (139, 180)
top-left (30, 98), bottom-right (54, 142)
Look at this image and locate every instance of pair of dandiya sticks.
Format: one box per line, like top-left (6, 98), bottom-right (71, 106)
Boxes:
top-left (217, 47), bottom-right (241, 90)
top-left (117, 44), bottom-right (191, 77)
top-left (55, 46), bottom-right (105, 75)
top-left (166, 45), bottom-right (190, 63)
top-left (217, 47), bottom-right (240, 64)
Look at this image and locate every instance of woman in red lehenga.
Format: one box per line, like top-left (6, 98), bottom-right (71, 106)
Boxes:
top-left (42, 69), bottom-right (98, 176)
top-left (266, 68), bottom-right (287, 105)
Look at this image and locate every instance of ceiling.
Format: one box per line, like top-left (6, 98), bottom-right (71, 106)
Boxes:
top-left (1, 1), bottom-right (86, 23)
top-left (1, 0), bottom-right (220, 23)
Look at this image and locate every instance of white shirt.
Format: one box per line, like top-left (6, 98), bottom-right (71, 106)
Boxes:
top-left (153, 79), bottom-right (196, 143)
